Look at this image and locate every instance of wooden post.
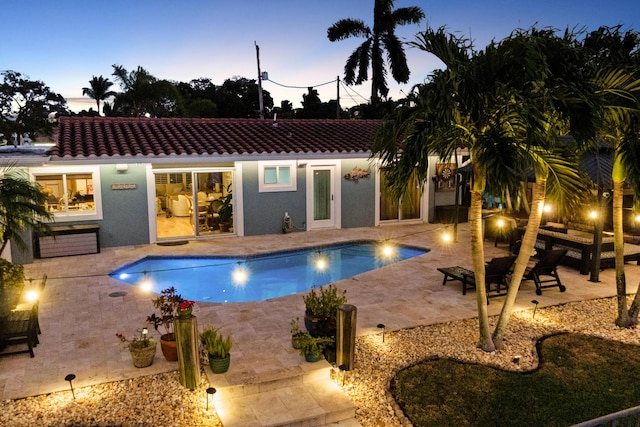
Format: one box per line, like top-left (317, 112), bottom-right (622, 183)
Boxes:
top-left (336, 304), bottom-right (357, 370)
top-left (175, 315), bottom-right (200, 390)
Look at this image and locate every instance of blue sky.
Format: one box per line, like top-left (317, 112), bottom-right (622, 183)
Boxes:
top-left (3, 0), bottom-right (640, 112)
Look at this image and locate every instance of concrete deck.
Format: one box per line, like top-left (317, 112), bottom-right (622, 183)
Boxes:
top-left (1, 222), bottom-right (638, 425)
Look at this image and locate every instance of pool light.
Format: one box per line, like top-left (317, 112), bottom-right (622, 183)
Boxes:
top-left (139, 272), bottom-right (152, 292)
top-left (119, 273), bottom-right (129, 280)
top-left (314, 253), bottom-right (329, 271)
top-left (231, 263), bottom-right (249, 286)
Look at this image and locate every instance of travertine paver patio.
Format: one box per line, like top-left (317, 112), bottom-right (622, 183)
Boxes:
top-left (0, 222), bottom-right (635, 410)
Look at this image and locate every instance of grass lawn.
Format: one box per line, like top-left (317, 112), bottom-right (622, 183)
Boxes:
top-left (391, 333), bottom-right (640, 426)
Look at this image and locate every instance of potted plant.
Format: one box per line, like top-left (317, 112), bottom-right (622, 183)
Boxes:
top-left (216, 184), bottom-right (233, 232)
top-left (296, 332), bottom-right (334, 363)
top-left (147, 287), bottom-right (183, 361)
top-left (116, 328), bottom-right (156, 368)
top-left (290, 317), bottom-right (306, 349)
top-left (303, 284), bottom-right (347, 338)
top-left (200, 324), bottom-right (232, 374)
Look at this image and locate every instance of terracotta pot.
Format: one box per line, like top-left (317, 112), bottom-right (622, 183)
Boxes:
top-left (160, 333), bottom-right (178, 361)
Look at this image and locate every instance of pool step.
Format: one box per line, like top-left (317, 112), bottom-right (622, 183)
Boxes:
top-left (205, 361), bottom-right (358, 426)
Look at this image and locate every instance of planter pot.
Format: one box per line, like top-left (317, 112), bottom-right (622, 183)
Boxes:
top-left (160, 333), bottom-right (178, 361)
top-left (305, 352), bottom-right (323, 363)
top-left (219, 223), bottom-right (231, 232)
top-left (129, 340), bottom-right (156, 368)
top-left (209, 353), bottom-right (231, 374)
top-left (304, 312), bottom-right (336, 338)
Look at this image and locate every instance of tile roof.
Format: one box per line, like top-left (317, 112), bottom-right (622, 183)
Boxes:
top-left (51, 117), bottom-right (381, 160)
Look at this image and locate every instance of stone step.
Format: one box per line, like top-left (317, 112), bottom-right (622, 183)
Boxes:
top-left (205, 362), bottom-right (358, 427)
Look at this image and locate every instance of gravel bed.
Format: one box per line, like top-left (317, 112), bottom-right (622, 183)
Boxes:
top-left (1, 297), bottom-right (637, 426)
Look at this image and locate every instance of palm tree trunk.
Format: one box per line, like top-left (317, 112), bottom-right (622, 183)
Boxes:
top-left (470, 190), bottom-right (494, 352)
top-left (612, 173), bottom-right (633, 326)
top-left (493, 179), bottom-right (546, 348)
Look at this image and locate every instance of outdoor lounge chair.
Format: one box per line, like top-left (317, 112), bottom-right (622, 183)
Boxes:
top-left (438, 255), bottom-right (517, 303)
top-left (523, 248), bottom-right (567, 295)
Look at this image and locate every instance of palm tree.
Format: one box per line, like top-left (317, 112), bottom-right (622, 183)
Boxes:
top-left (373, 27), bottom-right (590, 351)
top-left (582, 26), bottom-right (640, 327)
top-left (0, 167), bottom-right (52, 255)
top-left (111, 65), bottom-right (157, 117)
top-left (82, 76), bottom-right (117, 115)
top-left (327, 0), bottom-right (424, 103)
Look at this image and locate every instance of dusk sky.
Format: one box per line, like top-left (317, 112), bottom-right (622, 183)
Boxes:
top-left (3, 0), bottom-right (640, 113)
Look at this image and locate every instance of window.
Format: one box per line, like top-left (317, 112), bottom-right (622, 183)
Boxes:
top-left (31, 166), bottom-right (102, 221)
top-left (258, 161), bottom-right (297, 192)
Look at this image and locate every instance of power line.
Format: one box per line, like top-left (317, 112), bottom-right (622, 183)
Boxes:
top-left (264, 78), bottom-right (337, 90)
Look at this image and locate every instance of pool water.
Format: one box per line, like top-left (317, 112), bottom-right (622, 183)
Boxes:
top-left (109, 241), bottom-right (428, 303)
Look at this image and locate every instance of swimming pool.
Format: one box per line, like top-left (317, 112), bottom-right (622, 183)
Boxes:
top-left (109, 241), bottom-right (428, 303)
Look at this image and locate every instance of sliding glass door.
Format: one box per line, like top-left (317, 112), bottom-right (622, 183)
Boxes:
top-left (154, 169), bottom-right (234, 239)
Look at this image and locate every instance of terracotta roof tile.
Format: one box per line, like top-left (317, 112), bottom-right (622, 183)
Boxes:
top-left (51, 117), bottom-right (381, 159)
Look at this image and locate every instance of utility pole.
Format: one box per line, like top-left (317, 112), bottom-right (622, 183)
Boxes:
top-left (255, 41), bottom-right (264, 119)
top-left (336, 76), bottom-right (340, 119)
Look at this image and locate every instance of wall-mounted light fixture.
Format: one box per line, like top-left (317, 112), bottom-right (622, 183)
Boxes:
top-left (115, 164), bottom-right (128, 173)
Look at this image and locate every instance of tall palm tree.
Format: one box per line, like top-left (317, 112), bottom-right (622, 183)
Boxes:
top-left (82, 76), bottom-right (117, 115)
top-left (327, 0), bottom-right (424, 103)
top-left (0, 167), bottom-right (52, 255)
top-left (111, 65), bottom-right (157, 117)
top-left (583, 26), bottom-right (640, 327)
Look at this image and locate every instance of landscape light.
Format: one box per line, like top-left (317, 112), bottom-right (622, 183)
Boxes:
top-left (531, 300), bottom-right (539, 319)
top-left (442, 232), bottom-right (452, 243)
top-left (206, 387), bottom-right (216, 410)
top-left (25, 290), bottom-right (38, 302)
top-left (543, 204), bottom-right (552, 213)
top-left (589, 210), bottom-right (598, 220)
top-left (64, 374), bottom-right (76, 400)
top-left (635, 214), bottom-right (640, 223)
top-left (377, 323), bottom-right (386, 342)
top-left (496, 218), bottom-right (505, 228)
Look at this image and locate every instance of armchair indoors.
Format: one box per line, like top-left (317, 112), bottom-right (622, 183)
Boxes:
top-left (171, 195), bottom-right (190, 217)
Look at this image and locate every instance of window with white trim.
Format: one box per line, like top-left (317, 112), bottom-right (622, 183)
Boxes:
top-left (31, 166), bottom-right (103, 221)
top-left (258, 161), bottom-right (297, 192)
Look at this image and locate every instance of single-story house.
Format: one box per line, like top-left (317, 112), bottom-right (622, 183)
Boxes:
top-left (2, 116), bottom-right (463, 264)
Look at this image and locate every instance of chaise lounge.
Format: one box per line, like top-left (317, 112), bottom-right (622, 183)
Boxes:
top-left (438, 255), bottom-right (517, 303)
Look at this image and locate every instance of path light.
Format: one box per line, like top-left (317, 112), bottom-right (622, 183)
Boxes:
top-left (142, 328), bottom-right (148, 340)
top-left (206, 387), bottom-right (216, 411)
top-left (513, 355), bottom-right (521, 365)
top-left (496, 218), bottom-right (505, 228)
top-left (25, 289), bottom-right (38, 302)
top-left (377, 323), bottom-right (386, 342)
top-left (64, 374), bottom-right (76, 400)
top-left (589, 210), bottom-right (598, 220)
top-left (442, 231), bottom-right (452, 244)
top-left (338, 364), bottom-right (347, 386)
top-left (531, 300), bottom-right (539, 319)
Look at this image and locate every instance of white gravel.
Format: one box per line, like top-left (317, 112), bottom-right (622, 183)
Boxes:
top-left (1, 296), bottom-right (637, 427)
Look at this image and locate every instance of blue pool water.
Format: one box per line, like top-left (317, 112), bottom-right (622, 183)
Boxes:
top-left (109, 241), bottom-right (428, 303)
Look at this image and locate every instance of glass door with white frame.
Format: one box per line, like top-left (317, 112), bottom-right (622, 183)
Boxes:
top-left (310, 166), bottom-right (335, 228)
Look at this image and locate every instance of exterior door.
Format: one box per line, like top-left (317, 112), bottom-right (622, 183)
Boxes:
top-left (379, 169), bottom-right (422, 221)
top-left (310, 165), bottom-right (335, 228)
